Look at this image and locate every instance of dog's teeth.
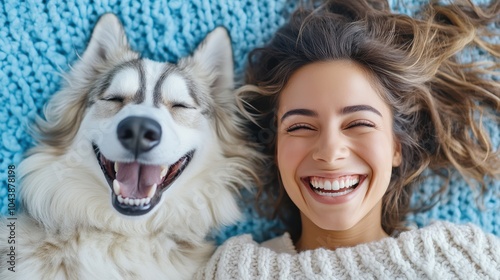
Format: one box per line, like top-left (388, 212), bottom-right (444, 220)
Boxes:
top-left (117, 192), bottom-right (152, 206)
top-left (113, 180), bottom-right (121, 195)
top-left (114, 162), bottom-right (119, 173)
top-left (147, 183), bottom-right (157, 198)
top-left (160, 166), bottom-right (168, 179)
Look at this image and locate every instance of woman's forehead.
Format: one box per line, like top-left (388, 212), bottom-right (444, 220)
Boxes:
top-left (277, 61), bottom-right (389, 113)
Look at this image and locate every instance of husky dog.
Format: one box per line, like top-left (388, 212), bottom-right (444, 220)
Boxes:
top-left (0, 14), bottom-right (260, 279)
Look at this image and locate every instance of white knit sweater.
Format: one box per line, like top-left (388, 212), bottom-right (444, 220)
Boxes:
top-left (195, 221), bottom-right (500, 279)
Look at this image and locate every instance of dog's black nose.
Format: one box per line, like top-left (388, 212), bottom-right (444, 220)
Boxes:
top-left (117, 116), bottom-right (162, 156)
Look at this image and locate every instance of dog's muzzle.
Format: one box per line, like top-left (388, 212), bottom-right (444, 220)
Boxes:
top-left (93, 116), bottom-right (194, 216)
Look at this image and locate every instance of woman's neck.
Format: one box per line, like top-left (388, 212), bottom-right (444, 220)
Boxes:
top-left (295, 205), bottom-right (389, 251)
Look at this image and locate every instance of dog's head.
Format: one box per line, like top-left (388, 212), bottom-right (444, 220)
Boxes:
top-left (25, 14), bottom-right (244, 219)
top-left (85, 14), bottom-right (236, 216)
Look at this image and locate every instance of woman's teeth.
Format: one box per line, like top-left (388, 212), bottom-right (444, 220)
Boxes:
top-left (309, 175), bottom-right (360, 197)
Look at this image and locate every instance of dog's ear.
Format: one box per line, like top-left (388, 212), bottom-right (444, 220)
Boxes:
top-left (79, 13), bottom-right (130, 68)
top-left (190, 27), bottom-right (234, 93)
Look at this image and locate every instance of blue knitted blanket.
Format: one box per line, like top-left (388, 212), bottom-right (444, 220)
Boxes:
top-left (0, 0), bottom-right (498, 243)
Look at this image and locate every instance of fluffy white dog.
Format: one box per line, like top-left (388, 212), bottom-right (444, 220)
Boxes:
top-left (0, 13), bottom-right (261, 279)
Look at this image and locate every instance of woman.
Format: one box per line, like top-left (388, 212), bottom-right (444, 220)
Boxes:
top-left (196, 0), bottom-right (500, 278)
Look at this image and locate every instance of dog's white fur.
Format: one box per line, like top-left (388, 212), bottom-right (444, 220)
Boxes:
top-left (0, 14), bottom-right (260, 279)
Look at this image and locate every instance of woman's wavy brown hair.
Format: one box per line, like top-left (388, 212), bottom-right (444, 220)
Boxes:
top-left (237, 0), bottom-right (500, 238)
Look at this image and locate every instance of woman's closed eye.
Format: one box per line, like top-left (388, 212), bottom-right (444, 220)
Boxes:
top-left (345, 120), bottom-right (376, 129)
top-left (285, 123), bottom-right (316, 133)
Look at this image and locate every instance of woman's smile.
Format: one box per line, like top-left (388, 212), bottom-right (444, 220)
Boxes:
top-left (301, 174), bottom-right (366, 201)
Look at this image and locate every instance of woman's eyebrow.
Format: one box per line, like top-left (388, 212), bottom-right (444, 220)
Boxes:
top-left (280, 108), bottom-right (318, 123)
top-left (280, 105), bottom-right (382, 123)
top-left (341, 105), bottom-right (382, 116)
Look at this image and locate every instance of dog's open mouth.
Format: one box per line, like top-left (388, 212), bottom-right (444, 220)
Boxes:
top-left (93, 144), bottom-right (194, 216)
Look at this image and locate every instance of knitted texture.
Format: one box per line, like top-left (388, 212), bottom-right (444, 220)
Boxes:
top-left (195, 221), bottom-right (500, 279)
top-left (0, 0), bottom-right (498, 245)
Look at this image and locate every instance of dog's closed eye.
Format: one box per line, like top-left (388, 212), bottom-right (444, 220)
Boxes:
top-left (102, 96), bottom-right (125, 103)
top-left (172, 103), bottom-right (195, 109)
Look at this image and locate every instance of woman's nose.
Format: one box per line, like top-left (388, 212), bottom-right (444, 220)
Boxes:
top-left (312, 130), bottom-right (349, 163)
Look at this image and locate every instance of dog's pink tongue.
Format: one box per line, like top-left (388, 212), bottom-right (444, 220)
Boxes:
top-left (116, 162), bottom-right (163, 198)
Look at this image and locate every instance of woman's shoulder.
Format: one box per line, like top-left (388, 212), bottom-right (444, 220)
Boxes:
top-left (221, 220), bottom-right (495, 251)
top-left (195, 221), bottom-right (499, 279)
top-left (396, 220), bottom-right (497, 244)
top-left (218, 220), bottom-right (499, 259)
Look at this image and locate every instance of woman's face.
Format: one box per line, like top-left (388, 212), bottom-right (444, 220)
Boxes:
top-left (276, 60), bottom-right (401, 231)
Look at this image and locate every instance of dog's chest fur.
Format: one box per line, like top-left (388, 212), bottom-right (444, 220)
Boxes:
top-left (13, 217), bottom-right (211, 279)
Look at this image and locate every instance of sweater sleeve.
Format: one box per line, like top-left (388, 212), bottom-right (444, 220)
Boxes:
top-left (194, 221), bottom-right (500, 280)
